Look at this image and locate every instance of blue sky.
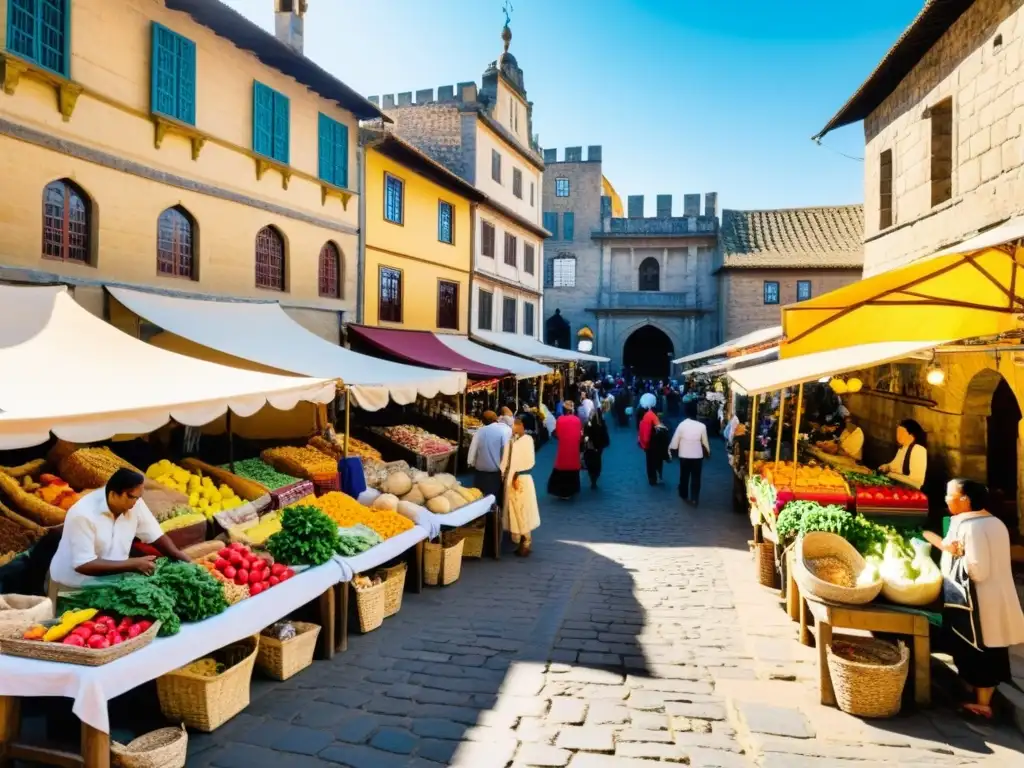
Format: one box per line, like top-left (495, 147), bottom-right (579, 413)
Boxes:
top-left (222, 0), bottom-right (923, 212)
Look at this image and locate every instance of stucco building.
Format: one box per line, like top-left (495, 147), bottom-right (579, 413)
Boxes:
top-left (0, 0), bottom-right (382, 342)
top-left (368, 24), bottom-right (547, 340)
top-left (716, 205), bottom-right (864, 339)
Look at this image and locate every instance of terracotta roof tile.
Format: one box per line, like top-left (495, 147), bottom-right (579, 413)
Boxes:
top-left (719, 205), bottom-right (864, 269)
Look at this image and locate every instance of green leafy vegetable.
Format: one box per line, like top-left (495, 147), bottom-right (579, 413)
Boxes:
top-left (225, 458), bottom-right (299, 490)
top-left (267, 504), bottom-right (340, 566)
top-left (62, 574), bottom-right (180, 635)
top-left (150, 559), bottom-right (227, 623)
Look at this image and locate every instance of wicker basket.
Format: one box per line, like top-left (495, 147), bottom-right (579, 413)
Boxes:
top-left (424, 534), bottom-right (465, 586)
top-left (271, 480), bottom-right (316, 510)
top-left (111, 725), bottom-right (187, 768)
top-left (256, 621), bottom-right (321, 681)
top-left (754, 541), bottom-right (776, 588)
top-left (794, 532), bottom-right (883, 605)
top-left (180, 458), bottom-right (269, 501)
top-left (375, 562), bottom-right (407, 618)
top-left (311, 472), bottom-right (340, 497)
top-left (0, 621), bottom-right (160, 666)
top-left (156, 635), bottom-right (258, 732)
top-left (352, 581), bottom-right (386, 633)
top-left (0, 594), bottom-right (53, 630)
top-left (455, 517), bottom-right (487, 559)
top-left (827, 636), bottom-right (909, 718)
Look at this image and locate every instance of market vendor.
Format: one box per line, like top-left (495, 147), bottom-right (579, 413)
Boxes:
top-left (879, 419), bottom-right (928, 489)
top-left (816, 412), bottom-right (864, 461)
top-left (47, 468), bottom-right (191, 602)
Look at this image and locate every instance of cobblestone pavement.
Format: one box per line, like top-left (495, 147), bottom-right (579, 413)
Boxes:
top-left (184, 424), bottom-right (1024, 767)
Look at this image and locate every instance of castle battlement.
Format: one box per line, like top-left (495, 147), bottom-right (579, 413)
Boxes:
top-left (367, 83), bottom-right (479, 110)
top-left (542, 146), bottom-right (603, 163)
top-left (608, 192), bottom-right (719, 220)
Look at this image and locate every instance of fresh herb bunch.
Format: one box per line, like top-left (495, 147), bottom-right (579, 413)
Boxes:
top-left (776, 500), bottom-right (822, 539)
top-left (151, 559), bottom-right (227, 623)
top-left (796, 504), bottom-right (890, 555)
top-left (62, 574), bottom-right (180, 635)
top-left (267, 504), bottom-right (341, 566)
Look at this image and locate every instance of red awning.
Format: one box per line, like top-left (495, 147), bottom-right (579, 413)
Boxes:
top-left (347, 326), bottom-right (510, 379)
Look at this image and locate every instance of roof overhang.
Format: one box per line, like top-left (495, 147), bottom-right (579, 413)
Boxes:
top-left (364, 131), bottom-right (486, 202)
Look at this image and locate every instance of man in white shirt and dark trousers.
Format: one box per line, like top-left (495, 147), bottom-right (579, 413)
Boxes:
top-left (669, 400), bottom-right (711, 506)
top-left (467, 410), bottom-right (513, 505)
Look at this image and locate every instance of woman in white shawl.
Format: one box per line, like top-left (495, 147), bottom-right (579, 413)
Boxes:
top-left (501, 417), bottom-right (541, 557)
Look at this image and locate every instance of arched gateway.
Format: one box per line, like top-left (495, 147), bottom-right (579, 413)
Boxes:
top-left (623, 325), bottom-right (674, 379)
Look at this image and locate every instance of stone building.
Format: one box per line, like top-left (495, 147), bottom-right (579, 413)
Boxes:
top-left (0, 0), bottom-right (380, 342)
top-left (716, 205), bottom-right (864, 339)
top-left (367, 23), bottom-right (547, 339)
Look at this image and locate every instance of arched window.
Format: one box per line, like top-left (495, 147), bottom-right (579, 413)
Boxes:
top-left (638, 257), bottom-right (660, 291)
top-left (42, 179), bottom-right (90, 264)
top-left (255, 226), bottom-right (285, 290)
top-left (318, 241), bottom-right (342, 298)
top-left (157, 206), bottom-right (196, 279)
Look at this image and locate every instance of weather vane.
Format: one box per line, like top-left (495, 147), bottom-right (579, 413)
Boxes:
top-left (502, 0), bottom-right (513, 26)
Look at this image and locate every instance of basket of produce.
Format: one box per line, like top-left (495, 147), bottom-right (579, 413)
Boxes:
top-left (351, 575), bottom-right (386, 633)
top-left (256, 620), bottom-right (321, 681)
top-left (180, 458), bottom-right (270, 500)
top-left (375, 562), bottom-right (407, 617)
top-left (754, 541), bottom-right (776, 588)
top-left (794, 532), bottom-right (882, 605)
top-left (53, 445), bottom-right (140, 492)
top-left (456, 516), bottom-right (487, 559)
top-left (271, 480), bottom-right (316, 511)
top-left (199, 542), bottom-right (294, 599)
top-left (146, 461), bottom-right (248, 520)
top-left (261, 446), bottom-right (338, 481)
top-left (229, 512), bottom-right (282, 548)
top-left (0, 502), bottom-right (46, 556)
top-left (311, 471), bottom-right (340, 497)
top-left (0, 471), bottom-right (72, 527)
top-left (424, 532), bottom-right (464, 586)
top-left (111, 725), bottom-right (187, 768)
top-left (873, 537), bottom-right (942, 607)
top-left (4, 612), bottom-right (160, 666)
top-left (159, 510), bottom-right (208, 550)
top-left (311, 432), bottom-right (384, 463)
top-left (0, 594), bottom-right (53, 630)
top-left (157, 636), bottom-right (259, 732)
top-left (220, 458), bottom-right (298, 493)
top-left (826, 636), bottom-right (909, 718)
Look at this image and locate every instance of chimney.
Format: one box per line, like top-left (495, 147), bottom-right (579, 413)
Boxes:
top-left (274, 0), bottom-right (306, 55)
top-left (683, 193), bottom-right (701, 217)
top-left (627, 195), bottom-right (644, 218)
top-left (704, 192), bottom-right (719, 219)
top-left (656, 194), bottom-right (672, 218)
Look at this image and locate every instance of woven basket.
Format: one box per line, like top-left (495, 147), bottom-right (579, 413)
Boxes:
top-left (0, 621), bottom-right (160, 666)
top-left (455, 517), bottom-right (487, 559)
top-left (271, 480), bottom-right (316, 510)
top-left (157, 635), bottom-right (258, 732)
top-left (0, 594), bottom-right (53, 630)
top-left (375, 562), bottom-right (407, 618)
top-left (111, 725), bottom-right (187, 768)
top-left (424, 534), bottom-right (464, 586)
top-left (180, 458), bottom-right (269, 501)
top-left (0, 472), bottom-right (66, 527)
top-left (755, 541), bottom-right (776, 588)
top-left (256, 621), bottom-right (321, 681)
top-left (794, 532), bottom-right (883, 605)
top-left (352, 581), bottom-right (386, 633)
top-left (311, 472), bottom-right (340, 497)
top-left (827, 636), bottom-right (909, 718)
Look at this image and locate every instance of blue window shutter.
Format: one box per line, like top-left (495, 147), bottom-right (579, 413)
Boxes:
top-left (151, 23), bottom-right (177, 117)
top-left (334, 121), bottom-right (348, 188)
top-left (543, 212), bottom-right (558, 239)
top-left (564, 212), bottom-right (575, 241)
top-left (273, 89), bottom-right (290, 164)
top-left (176, 34), bottom-right (196, 125)
top-left (7, 0), bottom-right (38, 64)
top-left (252, 81), bottom-right (274, 157)
top-left (8, 0), bottom-right (69, 76)
top-left (318, 112), bottom-right (333, 182)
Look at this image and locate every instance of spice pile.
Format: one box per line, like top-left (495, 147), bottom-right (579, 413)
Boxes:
top-left (261, 446), bottom-right (337, 479)
top-left (311, 492), bottom-right (414, 539)
top-left (806, 556), bottom-right (856, 587)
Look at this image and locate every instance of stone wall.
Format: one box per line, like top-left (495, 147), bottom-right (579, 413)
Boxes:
top-left (862, 0), bottom-right (1024, 276)
top-left (381, 104), bottom-right (469, 180)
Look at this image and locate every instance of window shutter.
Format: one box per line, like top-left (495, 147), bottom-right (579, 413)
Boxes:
top-left (253, 82), bottom-right (274, 157)
top-left (334, 121), bottom-right (348, 188)
top-left (318, 113), bottom-right (333, 183)
top-left (151, 23), bottom-right (178, 117)
top-left (176, 34), bottom-right (196, 125)
top-left (39, 0), bottom-right (68, 75)
top-left (564, 212), bottom-right (575, 241)
top-left (273, 90), bottom-right (290, 164)
top-left (8, 0), bottom-right (37, 63)
top-left (544, 257), bottom-right (554, 288)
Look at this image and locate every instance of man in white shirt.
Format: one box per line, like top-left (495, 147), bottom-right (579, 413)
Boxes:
top-left (577, 394), bottom-right (595, 422)
top-left (48, 468), bottom-right (191, 600)
top-left (669, 401), bottom-right (711, 506)
top-left (467, 410), bottom-right (513, 503)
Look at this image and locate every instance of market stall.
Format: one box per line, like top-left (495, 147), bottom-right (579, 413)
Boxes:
top-left (471, 329), bottom-right (610, 365)
top-left (673, 325), bottom-right (783, 369)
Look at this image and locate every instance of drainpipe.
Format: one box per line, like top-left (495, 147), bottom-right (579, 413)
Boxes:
top-left (468, 202), bottom-right (477, 335)
top-left (356, 143), bottom-right (366, 325)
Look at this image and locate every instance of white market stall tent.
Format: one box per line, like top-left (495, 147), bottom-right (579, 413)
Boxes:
top-left (435, 334), bottom-right (551, 379)
top-left (472, 330), bottom-right (610, 364)
top-left (0, 285), bottom-right (337, 449)
top-left (687, 345), bottom-right (779, 375)
top-left (673, 325), bottom-right (782, 367)
top-left (109, 287), bottom-right (466, 411)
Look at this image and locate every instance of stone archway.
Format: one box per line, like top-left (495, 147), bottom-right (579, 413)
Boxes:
top-left (623, 325), bottom-right (674, 379)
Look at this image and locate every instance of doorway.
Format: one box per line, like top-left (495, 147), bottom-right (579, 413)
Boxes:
top-left (987, 378), bottom-right (1021, 527)
top-left (623, 325), bottom-right (674, 379)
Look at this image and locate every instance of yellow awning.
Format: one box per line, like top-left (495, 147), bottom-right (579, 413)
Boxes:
top-left (781, 217), bottom-right (1024, 358)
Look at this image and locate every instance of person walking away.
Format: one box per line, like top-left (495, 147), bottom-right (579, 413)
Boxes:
top-left (501, 418), bottom-right (540, 556)
top-left (670, 400), bottom-right (711, 505)
top-left (577, 392), bottom-right (595, 422)
top-left (638, 404), bottom-right (665, 485)
top-left (548, 401), bottom-right (583, 499)
top-left (467, 410), bottom-right (512, 506)
top-left (583, 408), bottom-right (611, 489)
top-left (923, 479), bottom-right (1024, 719)
top-left (499, 406), bottom-right (515, 428)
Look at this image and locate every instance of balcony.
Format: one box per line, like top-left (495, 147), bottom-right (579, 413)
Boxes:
top-left (595, 216), bottom-right (718, 238)
top-left (586, 291), bottom-right (708, 314)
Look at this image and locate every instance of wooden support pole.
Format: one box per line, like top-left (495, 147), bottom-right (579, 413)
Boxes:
top-left (343, 388), bottom-right (351, 460)
top-left (455, 392), bottom-right (463, 476)
top-left (794, 382), bottom-right (805, 455)
top-left (226, 410), bottom-right (235, 475)
top-left (747, 394), bottom-right (759, 478)
top-left (774, 389), bottom-right (787, 471)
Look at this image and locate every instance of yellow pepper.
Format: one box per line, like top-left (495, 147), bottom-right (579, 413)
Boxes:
top-left (43, 608), bottom-right (98, 642)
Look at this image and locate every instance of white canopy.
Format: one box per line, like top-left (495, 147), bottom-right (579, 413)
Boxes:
top-left (0, 286), bottom-right (337, 449)
top-left (674, 325), bottom-right (782, 366)
top-left (109, 288), bottom-right (466, 411)
top-left (727, 340), bottom-right (946, 395)
top-left (434, 335), bottom-right (551, 379)
top-left (472, 330), bottom-right (610, 363)
top-left (687, 346), bottom-right (779, 375)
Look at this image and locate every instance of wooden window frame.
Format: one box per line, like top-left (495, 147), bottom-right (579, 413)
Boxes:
top-left (477, 288), bottom-right (494, 331)
top-left (551, 255), bottom-right (576, 288)
top-left (481, 220), bottom-right (496, 258)
top-left (512, 167), bottom-right (523, 199)
top-left (524, 243), bottom-right (535, 275)
top-left (42, 178), bottom-right (91, 265)
top-left (318, 240), bottom-right (342, 298)
top-left (384, 172), bottom-right (404, 225)
top-left (930, 98), bottom-right (953, 208)
top-left (502, 296), bottom-right (517, 333)
top-left (879, 148), bottom-right (893, 229)
top-left (491, 149), bottom-right (502, 184)
top-left (796, 280), bottom-right (812, 302)
top-left (150, 22), bottom-right (197, 126)
top-left (504, 232), bottom-right (517, 268)
top-left (523, 301), bottom-right (535, 336)
top-left (156, 205), bottom-right (196, 280)
top-left (763, 280), bottom-right (780, 305)
top-left (436, 279), bottom-right (460, 330)
top-left (255, 225), bottom-right (286, 291)
top-left (252, 80), bottom-right (290, 165)
top-left (7, 0), bottom-right (71, 77)
top-left (555, 178), bottom-right (570, 197)
top-left (379, 265), bottom-right (403, 323)
top-left (638, 257), bottom-right (660, 292)
top-left (563, 212), bottom-right (575, 242)
top-left (318, 112), bottom-right (349, 188)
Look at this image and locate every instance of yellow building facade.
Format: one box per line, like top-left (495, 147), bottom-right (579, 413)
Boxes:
top-left (361, 131), bottom-right (482, 333)
top-left (0, 0), bottom-right (381, 340)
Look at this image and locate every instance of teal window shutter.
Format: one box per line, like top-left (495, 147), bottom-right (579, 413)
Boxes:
top-left (318, 114), bottom-right (349, 188)
top-left (8, 0), bottom-right (70, 77)
top-left (318, 112), bottom-right (333, 183)
top-left (176, 34), bottom-right (196, 125)
top-left (272, 90), bottom-right (290, 164)
top-left (150, 22), bottom-right (196, 125)
top-left (543, 212), bottom-right (558, 239)
top-left (333, 121), bottom-right (348, 188)
top-left (564, 212), bottom-right (575, 241)
top-left (253, 81), bottom-right (274, 158)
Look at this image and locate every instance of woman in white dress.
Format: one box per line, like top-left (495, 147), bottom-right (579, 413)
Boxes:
top-left (924, 478), bottom-right (1024, 719)
top-left (502, 418), bottom-right (541, 557)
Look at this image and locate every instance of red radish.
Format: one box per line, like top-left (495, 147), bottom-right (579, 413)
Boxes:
top-left (63, 634), bottom-right (86, 646)
top-left (87, 635), bottom-right (111, 649)
top-left (223, 566), bottom-right (237, 580)
top-left (136, 620), bottom-right (153, 632)
top-left (109, 633), bottom-right (124, 645)
top-left (91, 623), bottom-right (109, 635)
top-left (214, 558), bottom-right (229, 571)
top-left (230, 542), bottom-right (245, 551)
top-left (72, 626), bottom-right (93, 639)
top-left (127, 625), bottom-right (143, 639)
top-left (249, 582), bottom-right (264, 596)
top-left (271, 563), bottom-right (286, 576)
top-left (236, 569), bottom-right (249, 585)
top-left (79, 621), bottom-right (97, 634)
top-left (100, 616), bottom-right (117, 629)
top-left (228, 552), bottom-right (243, 566)
top-left (218, 547), bottom-right (232, 558)
top-left (118, 617), bottom-right (132, 630)
top-left (268, 576), bottom-right (280, 587)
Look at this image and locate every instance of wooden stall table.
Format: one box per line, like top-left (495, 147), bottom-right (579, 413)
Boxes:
top-left (800, 593), bottom-right (932, 707)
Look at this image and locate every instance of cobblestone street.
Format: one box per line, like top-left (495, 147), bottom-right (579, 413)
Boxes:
top-left (184, 426), bottom-right (1024, 767)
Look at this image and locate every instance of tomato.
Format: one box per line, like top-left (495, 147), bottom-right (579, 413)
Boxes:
top-left (223, 566), bottom-right (237, 579)
top-left (63, 634), bottom-right (86, 646)
top-left (249, 582), bottom-right (264, 596)
top-left (268, 576), bottom-right (280, 587)
top-left (228, 552), bottom-right (244, 566)
top-left (78, 621), bottom-right (97, 634)
top-left (271, 563), bottom-right (286, 577)
top-left (236, 569), bottom-right (249, 585)
top-left (87, 634), bottom-right (111, 649)
top-left (72, 626), bottom-right (93, 639)
top-left (218, 547), bottom-right (232, 558)
top-left (108, 633), bottom-right (124, 645)
top-left (127, 624), bottom-right (144, 639)
top-left (214, 558), bottom-right (229, 571)
top-left (229, 542), bottom-right (245, 551)
top-left (136, 620), bottom-right (152, 632)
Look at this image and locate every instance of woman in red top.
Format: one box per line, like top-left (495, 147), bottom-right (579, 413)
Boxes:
top-left (638, 406), bottom-right (665, 485)
top-left (547, 400), bottom-right (583, 500)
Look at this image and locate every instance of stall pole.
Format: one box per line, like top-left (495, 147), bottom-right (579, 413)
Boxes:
top-left (226, 410), bottom-right (235, 475)
top-left (747, 394), bottom-right (759, 478)
top-left (515, 378), bottom-right (520, 412)
top-left (343, 388), bottom-right (351, 460)
top-left (773, 389), bottom-right (787, 471)
top-left (793, 383), bottom-right (805, 451)
top-left (539, 375), bottom-right (545, 409)
top-left (455, 392), bottom-right (463, 475)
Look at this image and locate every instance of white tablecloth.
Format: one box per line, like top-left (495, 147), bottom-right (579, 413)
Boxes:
top-left (435, 496), bottom-right (494, 528)
top-left (336, 526), bottom-right (427, 577)
top-left (0, 560), bottom-right (345, 734)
